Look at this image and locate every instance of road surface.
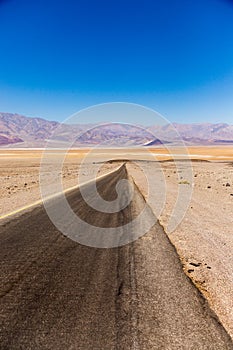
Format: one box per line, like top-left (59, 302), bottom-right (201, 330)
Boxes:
top-left (0, 164), bottom-right (232, 349)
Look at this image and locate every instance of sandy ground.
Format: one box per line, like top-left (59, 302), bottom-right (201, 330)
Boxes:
top-left (128, 159), bottom-right (233, 339)
top-left (0, 148), bottom-right (233, 338)
top-left (167, 161), bottom-right (233, 338)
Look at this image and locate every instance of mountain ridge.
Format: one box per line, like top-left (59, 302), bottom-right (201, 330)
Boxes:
top-left (0, 112), bottom-right (233, 147)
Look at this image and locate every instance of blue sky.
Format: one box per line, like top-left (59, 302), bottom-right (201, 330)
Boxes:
top-left (0, 0), bottom-right (233, 124)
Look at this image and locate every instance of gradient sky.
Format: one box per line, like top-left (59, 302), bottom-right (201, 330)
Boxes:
top-left (0, 0), bottom-right (233, 124)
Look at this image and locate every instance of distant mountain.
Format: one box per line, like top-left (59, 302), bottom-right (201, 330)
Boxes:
top-left (75, 123), bottom-right (157, 146)
top-left (0, 113), bottom-right (59, 146)
top-left (0, 134), bottom-right (23, 145)
top-left (0, 113), bottom-right (158, 147)
top-left (0, 112), bottom-right (233, 147)
top-left (147, 123), bottom-right (233, 144)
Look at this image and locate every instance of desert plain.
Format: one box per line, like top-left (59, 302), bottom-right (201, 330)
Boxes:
top-left (0, 146), bottom-right (233, 341)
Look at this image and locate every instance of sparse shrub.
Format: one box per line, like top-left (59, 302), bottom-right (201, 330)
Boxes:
top-left (178, 180), bottom-right (190, 185)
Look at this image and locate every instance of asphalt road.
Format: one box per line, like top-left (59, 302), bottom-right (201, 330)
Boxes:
top-left (0, 164), bottom-right (232, 349)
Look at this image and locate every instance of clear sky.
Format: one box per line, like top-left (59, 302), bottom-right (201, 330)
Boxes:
top-left (0, 0), bottom-right (233, 124)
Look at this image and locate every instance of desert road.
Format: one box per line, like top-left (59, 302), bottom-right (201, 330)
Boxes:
top-left (0, 164), bottom-right (232, 349)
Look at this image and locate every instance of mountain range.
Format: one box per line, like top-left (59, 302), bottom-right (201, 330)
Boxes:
top-left (0, 112), bottom-right (233, 147)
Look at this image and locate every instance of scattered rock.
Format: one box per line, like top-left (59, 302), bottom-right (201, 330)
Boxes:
top-left (189, 262), bottom-right (201, 267)
top-left (207, 186), bottom-right (211, 189)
